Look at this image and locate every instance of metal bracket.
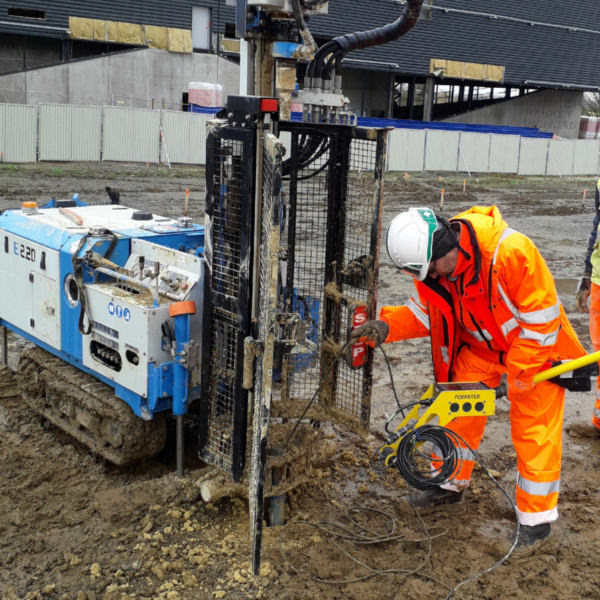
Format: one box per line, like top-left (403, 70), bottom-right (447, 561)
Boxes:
top-left (183, 340), bottom-right (200, 371)
top-left (243, 336), bottom-right (263, 390)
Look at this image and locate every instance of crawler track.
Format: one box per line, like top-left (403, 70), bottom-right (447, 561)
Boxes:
top-left (17, 347), bottom-right (166, 465)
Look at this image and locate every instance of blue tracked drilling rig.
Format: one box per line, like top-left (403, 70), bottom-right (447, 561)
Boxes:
top-left (0, 199), bottom-right (205, 469)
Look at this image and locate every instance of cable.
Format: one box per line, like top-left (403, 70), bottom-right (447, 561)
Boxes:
top-left (279, 501), bottom-right (459, 594)
top-left (378, 343), bottom-right (404, 413)
top-left (396, 424), bottom-right (462, 489)
top-left (281, 333), bottom-right (519, 596)
top-left (374, 344), bottom-right (520, 597)
top-left (282, 337), bottom-right (353, 449)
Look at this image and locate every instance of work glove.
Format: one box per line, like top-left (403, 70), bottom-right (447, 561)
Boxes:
top-left (576, 276), bottom-right (591, 313)
top-left (349, 319), bottom-right (390, 347)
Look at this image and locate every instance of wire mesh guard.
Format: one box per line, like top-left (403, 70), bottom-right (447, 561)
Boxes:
top-left (199, 122), bottom-right (255, 481)
top-left (276, 121), bottom-right (387, 431)
top-left (199, 117), bottom-right (387, 482)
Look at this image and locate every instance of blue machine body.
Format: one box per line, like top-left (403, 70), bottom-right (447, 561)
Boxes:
top-left (0, 199), bottom-right (205, 421)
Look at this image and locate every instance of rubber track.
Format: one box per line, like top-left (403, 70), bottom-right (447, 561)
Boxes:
top-left (17, 347), bottom-right (166, 465)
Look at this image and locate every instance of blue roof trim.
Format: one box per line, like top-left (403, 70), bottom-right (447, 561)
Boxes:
top-left (289, 112), bottom-right (553, 138)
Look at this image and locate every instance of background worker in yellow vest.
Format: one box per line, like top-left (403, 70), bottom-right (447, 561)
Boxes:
top-left (575, 178), bottom-right (600, 432)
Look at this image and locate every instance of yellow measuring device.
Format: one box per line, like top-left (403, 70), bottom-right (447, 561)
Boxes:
top-left (376, 351), bottom-right (600, 468)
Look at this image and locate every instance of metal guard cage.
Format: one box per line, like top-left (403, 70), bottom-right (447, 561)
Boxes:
top-left (199, 116), bottom-right (388, 485)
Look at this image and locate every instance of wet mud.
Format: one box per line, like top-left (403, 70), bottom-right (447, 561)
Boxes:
top-left (0, 164), bottom-right (599, 600)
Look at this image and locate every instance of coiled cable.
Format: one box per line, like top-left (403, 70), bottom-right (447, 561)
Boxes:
top-left (395, 424), bottom-right (463, 490)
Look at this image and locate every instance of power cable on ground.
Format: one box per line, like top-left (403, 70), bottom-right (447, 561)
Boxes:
top-left (280, 339), bottom-right (521, 598)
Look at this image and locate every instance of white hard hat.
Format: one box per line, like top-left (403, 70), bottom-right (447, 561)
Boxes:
top-left (386, 207), bottom-right (438, 280)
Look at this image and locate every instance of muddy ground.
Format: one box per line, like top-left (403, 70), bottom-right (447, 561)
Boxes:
top-left (0, 163), bottom-right (599, 600)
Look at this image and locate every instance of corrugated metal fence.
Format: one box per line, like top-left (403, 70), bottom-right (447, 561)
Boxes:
top-left (0, 102), bottom-right (598, 176)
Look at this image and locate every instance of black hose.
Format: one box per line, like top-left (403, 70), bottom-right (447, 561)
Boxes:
top-left (291, 0), bottom-right (318, 55)
top-left (312, 0), bottom-right (423, 79)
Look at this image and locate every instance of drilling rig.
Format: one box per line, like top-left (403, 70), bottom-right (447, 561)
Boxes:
top-left (0, 0), bottom-right (424, 573)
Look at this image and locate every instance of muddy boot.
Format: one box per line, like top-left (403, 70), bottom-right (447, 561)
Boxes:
top-left (509, 523), bottom-right (555, 558)
top-left (407, 487), bottom-right (464, 509)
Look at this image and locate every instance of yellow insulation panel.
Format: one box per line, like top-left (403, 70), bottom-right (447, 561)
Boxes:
top-left (168, 28), bottom-right (193, 53)
top-left (69, 17), bottom-right (94, 40)
top-left (430, 58), bottom-right (505, 82)
top-left (145, 25), bottom-right (169, 50)
top-left (106, 20), bottom-right (118, 42)
top-left (92, 19), bottom-right (106, 41)
top-left (68, 17), bottom-right (192, 53)
top-left (116, 22), bottom-right (144, 45)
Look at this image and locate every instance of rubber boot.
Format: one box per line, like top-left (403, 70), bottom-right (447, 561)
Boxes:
top-left (518, 523), bottom-right (551, 547)
top-left (511, 523), bottom-right (554, 558)
top-left (407, 486), bottom-right (464, 509)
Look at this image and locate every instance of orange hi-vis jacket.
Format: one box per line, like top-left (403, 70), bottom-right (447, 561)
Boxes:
top-left (380, 206), bottom-right (585, 384)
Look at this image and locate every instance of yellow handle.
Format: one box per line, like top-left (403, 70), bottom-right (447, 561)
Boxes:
top-left (533, 351), bottom-right (600, 383)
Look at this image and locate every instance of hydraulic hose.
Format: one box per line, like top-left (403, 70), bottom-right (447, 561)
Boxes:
top-left (291, 0), bottom-right (318, 57)
top-left (328, 0), bottom-right (423, 52)
top-left (310, 0), bottom-right (423, 78)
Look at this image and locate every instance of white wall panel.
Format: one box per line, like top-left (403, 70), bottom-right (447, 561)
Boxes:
top-left (518, 138), bottom-right (549, 175)
top-left (103, 106), bottom-right (160, 163)
top-left (0, 104), bottom-right (37, 163)
top-left (3, 100), bottom-right (599, 176)
top-left (488, 134), bottom-right (520, 173)
top-left (39, 104), bottom-right (101, 162)
top-left (424, 130), bottom-right (459, 172)
top-left (387, 129), bottom-right (425, 171)
top-left (572, 139), bottom-right (600, 175)
top-left (160, 110), bottom-right (211, 165)
top-left (457, 132), bottom-right (490, 173)
top-left (546, 139), bottom-right (574, 176)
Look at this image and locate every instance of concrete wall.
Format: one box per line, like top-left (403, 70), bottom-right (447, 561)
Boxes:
top-left (0, 48), bottom-right (239, 110)
top-left (443, 89), bottom-right (583, 139)
top-left (0, 35), bottom-right (62, 74)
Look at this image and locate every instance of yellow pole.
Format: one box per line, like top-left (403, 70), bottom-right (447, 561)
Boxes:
top-left (533, 351), bottom-right (600, 383)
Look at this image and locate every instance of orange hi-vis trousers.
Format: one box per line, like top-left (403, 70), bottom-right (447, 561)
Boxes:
top-left (436, 345), bottom-right (563, 526)
top-left (589, 283), bottom-right (600, 430)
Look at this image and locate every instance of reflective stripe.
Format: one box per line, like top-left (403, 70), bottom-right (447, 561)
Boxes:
top-left (497, 282), bottom-right (561, 325)
top-left (594, 405), bottom-right (600, 418)
top-left (501, 317), bottom-right (519, 337)
top-left (491, 227), bottom-right (517, 264)
top-left (517, 473), bottom-right (560, 496)
top-left (519, 326), bottom-right (559, 347)
top-left (441, 479), bottom-right (470, 492)
top-left (441, 346), bottom-right (449, 364)
top-left (464, 326), bottom-right (493, 343)
top-left (456, 446), bottom-right (475, 461)
top-left (517, 506), bottom-right (558, 526)
top-left (518, 303), bottom-right (560, 325)
top-left (408, 297), bottom-right (430, 330)
top-left (498, 282), bottom-right (519, 318)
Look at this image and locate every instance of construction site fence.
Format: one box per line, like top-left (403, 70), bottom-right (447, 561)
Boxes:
top-left (0, 102), bottom-right (598, 176)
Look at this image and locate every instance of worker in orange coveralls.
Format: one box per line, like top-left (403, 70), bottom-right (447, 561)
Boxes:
top-left (575, 177), bottom-right (600, 433)
top-left (352, 206), bottom-right (586, 549)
